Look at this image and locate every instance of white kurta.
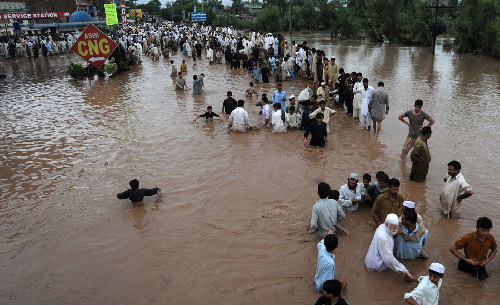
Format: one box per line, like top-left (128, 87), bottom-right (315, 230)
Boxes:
top-left (338, 183), bottom-right (364, 212)
top-left (272, 110), bottom-right (287, 133)
top-left (361, 86), bottom-right (374, 116)
top-left (365, 224), bottom-right (408, 273)
top-left (439, 173), bottom-right (472, 216)
top-left (404, 276), bottom-right (441, 305)
top-left (353, 81), bottom-right (363, 109)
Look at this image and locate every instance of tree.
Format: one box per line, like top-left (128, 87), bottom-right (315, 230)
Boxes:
top-left (453, 0), bottom-right (499, 55)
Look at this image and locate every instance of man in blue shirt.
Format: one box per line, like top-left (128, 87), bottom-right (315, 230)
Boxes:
top-left (313, 232), bottom-right (347, 292)
top-left (272, 83), bottom-right (287, 111)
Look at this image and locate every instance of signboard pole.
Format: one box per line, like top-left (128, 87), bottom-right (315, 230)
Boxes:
top-left (431, 0), bottom-right (439, 55)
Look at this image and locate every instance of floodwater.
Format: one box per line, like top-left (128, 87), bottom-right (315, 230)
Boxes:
top-left (1, 34), bottom-right (499, 304)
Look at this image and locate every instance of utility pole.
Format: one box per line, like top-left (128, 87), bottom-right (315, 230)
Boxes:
top-left (289, 0), bottom-right (292, 34)
top-left (431, 0), bottom-right (439, 55)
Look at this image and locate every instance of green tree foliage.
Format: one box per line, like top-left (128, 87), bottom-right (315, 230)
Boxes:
top-left (212, 12), bottom-right (242, 28)
top-left (137, 0), bottom-right (162, 15)
top-left (452, 0), bottom-right (499, 55)
top-left (256, 5), bottom-right (285, 32)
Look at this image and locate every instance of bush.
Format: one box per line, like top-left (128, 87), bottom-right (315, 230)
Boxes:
top-left (104, 58), bottom-right (118, 77)
top-left (67, 63), bottom-right (87, 79)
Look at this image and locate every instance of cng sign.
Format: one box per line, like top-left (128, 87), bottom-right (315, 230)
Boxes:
top-left (71, 23), bottom-right (118, 69)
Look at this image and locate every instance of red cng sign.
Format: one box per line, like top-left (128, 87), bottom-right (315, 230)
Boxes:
top-left (71, 23), bottom-right (118, 69)
top-left (121, 3), bottom-right (128, 31)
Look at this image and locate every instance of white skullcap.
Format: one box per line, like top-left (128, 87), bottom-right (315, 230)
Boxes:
top-left (348, 173), bottom-right (359, 180)
top-left (289, 95), bottom-right (295, 99)
top-left (321, 82), bottom-right (326, 85)
top-left (403, 201), bottom-right (415, 209)
top-left (429, 263), bottom-right (445, 274)
top-left (385, 213), bottom-right (399, 225)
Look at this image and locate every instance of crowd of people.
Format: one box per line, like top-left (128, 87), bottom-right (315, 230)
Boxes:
top-left (0, 33), bottom-right (78, 60)
top-left (310, 163), bottom-right (494, 305)
top-left (16, 21), bottom-right (487, 304)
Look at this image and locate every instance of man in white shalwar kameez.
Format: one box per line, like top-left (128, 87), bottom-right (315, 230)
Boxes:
top-left (365, 214), bottom-right (414, 281)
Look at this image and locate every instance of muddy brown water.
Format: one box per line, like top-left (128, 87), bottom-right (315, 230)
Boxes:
top-left (1, 34), bottom-right (499, 304)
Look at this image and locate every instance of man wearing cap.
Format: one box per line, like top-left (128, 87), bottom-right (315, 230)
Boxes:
top-left (372, 178), bottom-right (404, 226)
top-left (395, 208), bottom-right (429, 260)
top-left (365, 214), bottom-right (414, 281)
top-left (285, 95), bottom-right (300, 114)
top-left (317, 82), bottom-right (330, 101)
top-left (339, 173), bottom-right (367, 212)
top-left (399, 201), bottom-right (427, 245)
top-left (404, 263), bottom-right (444, 305)
top-left (309, 100), bottom-right (336, 132)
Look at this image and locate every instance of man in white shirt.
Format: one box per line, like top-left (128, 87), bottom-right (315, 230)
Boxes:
top-left (309, 100), bottom-right (336, 132)
top-left (271, 103), bottom-right (287, 133)
top-left (261, 97), bottom-right (270, 128)
top-left (439, 160), bottom-right (474, 217)
top-left (339, 173), bottom-right (366, 212)
top-left (352, 73), bottom-right (363, 117)
top-left (228, 100), bottom-right (250, 133)
top-left (365, 214), bottom-right (415, 281)
top-left (360, 78), bottom-right (375, 130)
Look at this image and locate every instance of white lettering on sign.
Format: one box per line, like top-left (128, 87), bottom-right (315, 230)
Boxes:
top-left (84, 32), bottom-right (99, 39)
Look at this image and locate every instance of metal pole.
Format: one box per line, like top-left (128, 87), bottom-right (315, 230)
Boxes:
top-left (431, 0), bottom-right (439, 55)
top-left (289, 1), bottom-right (292, 34)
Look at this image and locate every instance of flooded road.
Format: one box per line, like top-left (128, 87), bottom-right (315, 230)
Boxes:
top-left (1, 34), bottom-right (499, 304)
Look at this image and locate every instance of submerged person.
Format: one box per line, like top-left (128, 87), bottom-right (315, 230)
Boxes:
top-left (365, 214), bottom-right (414, 281)
top-left (271, 103), bottom-right (287, 133)
top-left (175, 72), bottom-right (188, 90)
top-left (193, 106), bottom-right (220, 122)
top-left (404, 263), bottom-right (444, 305)
top-left (170, 60), bottom-right (177, 77)
top-left (192, 74), bottom-right (204, 95)
top-left (450, 217), bottom-right (496, 281)
top-left (409, 126), bottom-right (432, 182)
top-left (395, 208), bottom-right (429, 260)
top-left (304, 113), bottom-right (327, 147)
top-left (315, 279), bottom-right (348, 305)
top-left (313, 233), bottom-right (348, 293)
top-left (439, 160), bottom-right (474, 217)
top-left (338, 173), bottom-right (365, 212)
top-left (310, 182), bottom-right (346, 239)
top-left (117, 179), bottom-right (160, 206)
top-left (227, 100), bottom-right (251, 133)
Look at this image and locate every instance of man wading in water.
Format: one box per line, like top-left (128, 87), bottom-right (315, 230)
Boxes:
top-left (117, 179), bottom-right (161, 206)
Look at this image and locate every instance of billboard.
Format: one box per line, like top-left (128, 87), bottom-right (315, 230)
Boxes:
top-left (104, 3), bottom-right (118, 25)
top-left (129, 9), bottom-right (142, 19)
top-left (71, 23), bottom-right (118, 69)
top-left (191, 12), bottom-right (206, 22)
top-left (0, 12), bottom-right (71, 20)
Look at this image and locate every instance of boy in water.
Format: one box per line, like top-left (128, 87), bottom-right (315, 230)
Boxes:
top-left (193, 106), bottom-right (221, 122)
top-left (304, 112), bottom-right (327, 147)
top-left (315, 280), bottom-right (348, 305)
top-left (117, 179), bottom-right (160, 206)
top-left (404, 263), bottom-right (444, 305)
top-left (245, 81), bottom-right (258, 97)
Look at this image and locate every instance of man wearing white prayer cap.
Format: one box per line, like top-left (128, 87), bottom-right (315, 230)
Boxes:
top-left (399, 200), bottom-right (428, 258)
top-left (365, 213), bottom-right (414, 281)
top-left (317, 81), bottom-right (330, 101)
top-left (404, 262), bottom-right (444, 305)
